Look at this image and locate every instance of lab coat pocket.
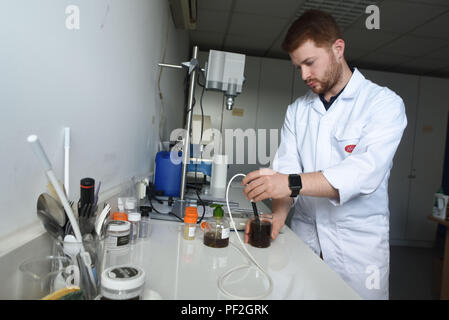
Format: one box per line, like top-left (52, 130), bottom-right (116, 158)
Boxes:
top-left (335, 219), bottom-right (389, 275)
top-left (332, 125), bottom-right (362, 160)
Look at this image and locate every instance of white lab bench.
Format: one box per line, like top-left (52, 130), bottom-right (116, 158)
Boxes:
top-left (0, 183), bottom-right (360, 300)
top-left (128, 183), bottom-right (361, 300)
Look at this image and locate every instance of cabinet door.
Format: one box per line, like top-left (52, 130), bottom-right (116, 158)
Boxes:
top-left (360, 69), bottom-right (419, 242)
top-left (255, 58), bottom-right (295, 171)
top-left (406, 77), bottom-right (449, 242)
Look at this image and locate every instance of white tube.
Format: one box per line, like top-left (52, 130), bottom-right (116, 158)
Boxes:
top-left (217, 173), bottom-right (273, 299)
top-left (27, 135), bottom-right (52, 171)
top-left (46, 170), bottom-right (83, 243)
top-left (64, 127), bottom-right (70, 197)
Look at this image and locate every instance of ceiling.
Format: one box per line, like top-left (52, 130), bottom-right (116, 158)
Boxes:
top-left (188, 0), bottom-right (449, 78)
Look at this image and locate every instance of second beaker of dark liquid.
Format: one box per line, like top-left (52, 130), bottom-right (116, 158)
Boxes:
top-left (249, 215), bottom-right (272, 248)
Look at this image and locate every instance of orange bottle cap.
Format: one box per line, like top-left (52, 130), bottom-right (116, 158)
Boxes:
top-left (111, 212), bottom-right (128, 221)
top-left (184, 207), bottom-right (198, 224)
top-left (200, 221), bottom-right (210, 231)
top-left (184, 213), bottom-right (197, 224)
top-left (185, 206), bottom-right (198, 216)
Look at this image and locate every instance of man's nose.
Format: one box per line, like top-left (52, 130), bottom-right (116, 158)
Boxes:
top-left (301, 67), bottom-right (310, 81)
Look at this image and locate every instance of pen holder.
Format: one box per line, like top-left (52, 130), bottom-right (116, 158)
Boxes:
top-left (51, 237), bottom-right (105, 299)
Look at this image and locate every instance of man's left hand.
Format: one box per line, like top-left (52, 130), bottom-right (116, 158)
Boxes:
top-left (242, 168), bottom-right (291, 202)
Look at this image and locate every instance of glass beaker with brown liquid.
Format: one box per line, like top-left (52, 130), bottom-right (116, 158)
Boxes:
top-left (202, 204), bottom-right (230, 248)
top-left (249, 213), bottom-right (272, 248)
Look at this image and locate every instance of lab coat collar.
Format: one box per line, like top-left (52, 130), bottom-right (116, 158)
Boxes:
top-left (339, 67), bottom-right (364, 100)
top-left (307, 67), bottom-right (364, 115)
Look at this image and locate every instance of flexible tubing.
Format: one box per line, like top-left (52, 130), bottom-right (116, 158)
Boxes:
top-left (217, 173), bottom-right (273, 300)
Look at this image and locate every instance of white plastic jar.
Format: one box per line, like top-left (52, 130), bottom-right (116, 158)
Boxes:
top-left (128, 212), bottom-right (141, 244)
top-left (105, 220), bottom-right (131, 252)
top-left (100, 265), bottom-right (145, 300)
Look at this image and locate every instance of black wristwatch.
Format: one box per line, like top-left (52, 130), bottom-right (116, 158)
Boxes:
top-left (288, 174), bottom-right (302, 197)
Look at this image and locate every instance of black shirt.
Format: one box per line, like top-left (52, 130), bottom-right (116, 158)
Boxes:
top-left (319, 66), bottom-right (355, 111)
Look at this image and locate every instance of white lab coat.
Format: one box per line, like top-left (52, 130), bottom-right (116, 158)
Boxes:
top-left (272, 68), bottom-right (407, 300)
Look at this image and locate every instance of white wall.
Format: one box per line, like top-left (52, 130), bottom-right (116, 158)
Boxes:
top-left (0, 0), bottom-right (189, 240)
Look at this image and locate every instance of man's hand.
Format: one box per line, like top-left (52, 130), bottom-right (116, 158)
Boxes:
top-left (242, 168), bottom-right (291, 202)
top-left (244, 210), bottom-right (288, 243)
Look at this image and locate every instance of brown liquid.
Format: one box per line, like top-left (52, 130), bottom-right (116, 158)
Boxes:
top-left (203, 231), bottom-right (229, 248)
top-left (249, 220), bottom-right (272, 248)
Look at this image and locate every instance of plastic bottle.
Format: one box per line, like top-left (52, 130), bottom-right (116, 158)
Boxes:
top-left (115, 197), bottom-right (128, 221)
top-left (128, 212), bottom-right (141, 244)
top-left (118, 197), bottom-right (125, 212)
top-left (154, 151), bottom-right (183, 197)
top-left (105, 220), bottom-right (131, 252)
top-left (103, 221), bottom-right (131, 269)
top-left (203, 204), bottom-right (230, 248)
top-left (111, 212), bottom-right (128, 221)
top-left (139, 207), bottom-right (152, 239)
top-left (125, 197), bottom-right (137, 215)
top-left (183, 207), bottom-right (198, 240)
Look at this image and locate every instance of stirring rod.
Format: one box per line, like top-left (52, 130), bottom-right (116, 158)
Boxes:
top-left (250, 200), bottom-right (260, 223)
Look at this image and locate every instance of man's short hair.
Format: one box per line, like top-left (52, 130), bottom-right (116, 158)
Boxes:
top-left (281, 9), bottom-right (343, 53)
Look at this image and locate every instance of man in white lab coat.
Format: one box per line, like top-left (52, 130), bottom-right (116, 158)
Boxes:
top-left (242, 10), bottom-right (407, 299)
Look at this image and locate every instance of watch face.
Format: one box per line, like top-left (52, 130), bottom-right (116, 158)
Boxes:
top-left (289, 174), bottom-right (302, 189)
top-left (289, 174), bottom-right (302, 197)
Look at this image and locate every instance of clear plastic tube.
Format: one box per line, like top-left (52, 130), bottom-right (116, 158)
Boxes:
top-left (217, 173), bottom-right (273, 300)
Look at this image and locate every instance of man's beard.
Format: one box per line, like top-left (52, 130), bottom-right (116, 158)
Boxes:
top-left (309, 55), bottom-right (342, 95)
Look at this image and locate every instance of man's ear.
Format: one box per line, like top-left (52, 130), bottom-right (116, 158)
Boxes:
top-left (332, 39), bottom-right (345, 61)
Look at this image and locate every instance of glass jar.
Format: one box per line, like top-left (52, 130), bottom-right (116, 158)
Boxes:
top-left (248, 213), bottom-right (272, 248)
top-left (183, 207), bottom-right (198, 240)
top-left (203, 205), bottom-right (230, 248)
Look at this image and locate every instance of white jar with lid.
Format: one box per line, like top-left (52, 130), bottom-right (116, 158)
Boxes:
top-left (100, 265), bottom-right (145, 300)
top-left (128, 212), bottom-right (141, 244)
top-left (105, 220), bottom-right (131, 252)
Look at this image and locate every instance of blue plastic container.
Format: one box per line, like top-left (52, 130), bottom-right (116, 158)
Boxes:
top-left (154, 151), bottom-right (182, 197)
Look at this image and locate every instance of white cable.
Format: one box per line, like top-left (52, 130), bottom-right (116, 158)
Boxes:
top-left (64, 127), bottom-right (70, 197)
top-left (217, 173), bottom-right (273, 300)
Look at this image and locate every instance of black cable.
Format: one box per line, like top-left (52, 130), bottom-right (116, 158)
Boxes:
top-left (197, 70), bottom-right (206, 88)
top-left (169, 212), bottom-right (184, 222)
top-left (196, 188), bottom-right (207, 224)
top-left (148, 196), bottom-right (167, 215)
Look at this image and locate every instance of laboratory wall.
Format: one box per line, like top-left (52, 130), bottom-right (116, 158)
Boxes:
top-left (0, 1), bottom-right (189, 242)
top-left (194, 51), bottom-right (449, 247)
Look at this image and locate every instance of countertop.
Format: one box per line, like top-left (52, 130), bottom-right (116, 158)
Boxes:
top-left (122, 183), bottom-right (360, 300)
top-left (0, 182), bottom-right (360, 300)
